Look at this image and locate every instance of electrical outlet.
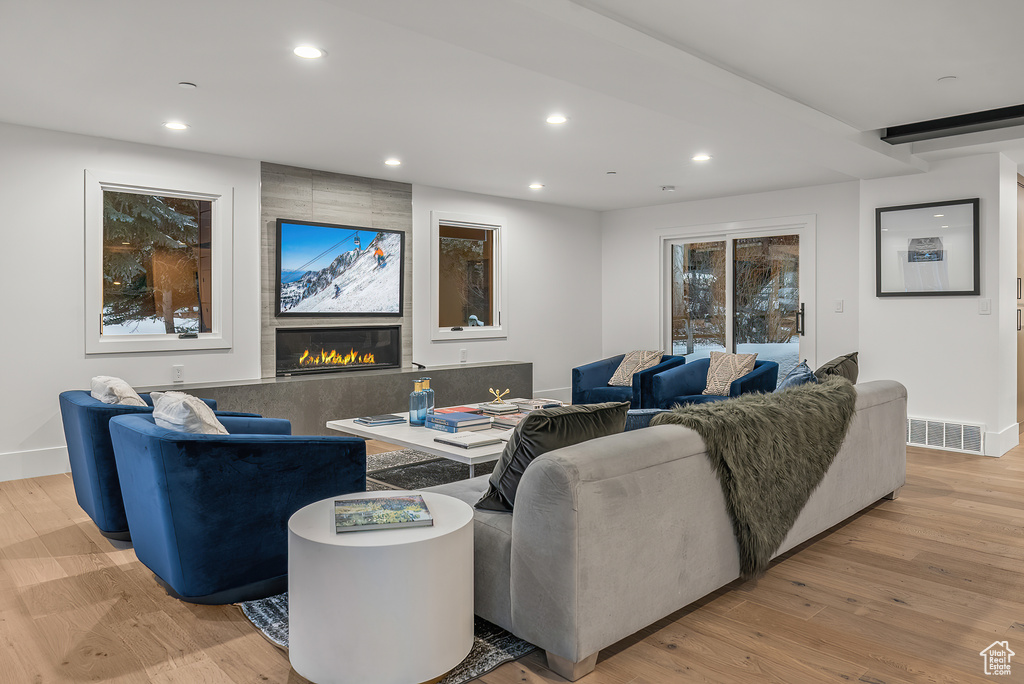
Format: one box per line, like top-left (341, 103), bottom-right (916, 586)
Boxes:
top-left (459, 348), bottom-right (468, 363)
top-left (833, 299), bottom-right (844, 313)
top-left (172, 365), bottom-right (185, 382)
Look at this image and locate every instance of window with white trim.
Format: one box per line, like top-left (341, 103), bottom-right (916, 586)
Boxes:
top-left (430, 212), bottom-right (506, 341)
top-left (85, 170), bottom-right (233, 354)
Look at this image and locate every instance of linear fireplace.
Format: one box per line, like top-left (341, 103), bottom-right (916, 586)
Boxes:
top-left (276, 326), bottom-right (401, 376)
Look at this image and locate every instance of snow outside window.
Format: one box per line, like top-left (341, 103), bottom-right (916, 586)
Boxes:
top-left (430, 211), bottom-right (507, 341)
top-left (84, 170), bottom-right (233, 354)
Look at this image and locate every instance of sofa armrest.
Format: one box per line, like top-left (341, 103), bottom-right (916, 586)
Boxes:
top-left (571, 355), bottom-right (624, 404)
top-left (632, 355), bottom-right (686, 408)
top-left (508, 425), bottom-right (736, 663)
top-left (730, 361), bottom-right (779, 397)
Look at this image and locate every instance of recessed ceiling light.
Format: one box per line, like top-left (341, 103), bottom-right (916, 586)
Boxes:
top-left (163, 121), bottom-right (189, 130)
top-left (941, 225), bottom-right (949, 228)
top-left (934, 214), bottom-right (944, 217)
top-left (545, 114), bottom-right (568, 124)
top-left (384, 158), bottom-right (401, 166)
top-left (293, 45), bottom-right (325, 59)
top-left (529, 183), bottom-right (544, 189)
top-left (691, 153), bottom-right (712, 162)
top-left (177, 82), bottom-right (197, 89)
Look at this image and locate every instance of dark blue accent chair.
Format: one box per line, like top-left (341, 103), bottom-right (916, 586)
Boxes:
top-left (650, 358), bottom-right (779, 409)
top-left (572, 354), bottom-right (686, 409)
top-left (58, 390), bottom-right (256, 541)
top-left (108, 414), bottom-right (366, 604)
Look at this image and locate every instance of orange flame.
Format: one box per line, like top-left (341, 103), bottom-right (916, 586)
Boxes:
top-left (298, 348), bottom-right (375, 367)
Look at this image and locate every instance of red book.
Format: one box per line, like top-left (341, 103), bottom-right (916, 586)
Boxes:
top-left (433, 406), bottom-right (484, 414)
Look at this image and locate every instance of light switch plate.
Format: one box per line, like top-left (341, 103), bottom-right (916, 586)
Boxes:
top-left (979, 299), bottom-right (992, 315)
top-left (833, 299), bottom-right (844, 313)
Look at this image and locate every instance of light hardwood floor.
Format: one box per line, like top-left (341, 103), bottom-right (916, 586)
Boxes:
top-left (1, 443), bottom-right (1021, 683)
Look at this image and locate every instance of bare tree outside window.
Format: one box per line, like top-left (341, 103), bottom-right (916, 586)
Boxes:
top-left (102, 190), bottom-right (212, 335)
top-left (671, 241), bottom-right (727, 355)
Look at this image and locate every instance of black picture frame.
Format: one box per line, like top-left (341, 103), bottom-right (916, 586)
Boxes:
top-left (875, 198), bottom-right (980, 297)
top-left (275, 218), bottom-right (405, 317)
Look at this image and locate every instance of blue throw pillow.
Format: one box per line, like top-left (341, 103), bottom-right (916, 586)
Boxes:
top-left (775, 360), bottom-right (818, 392)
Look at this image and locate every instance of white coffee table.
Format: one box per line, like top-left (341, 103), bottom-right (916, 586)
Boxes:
top-left (288, 490), bottom-right (474, 684)
top-left (327, 412), bottom-right (507, 477)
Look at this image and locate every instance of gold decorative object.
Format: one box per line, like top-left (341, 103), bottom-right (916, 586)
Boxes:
top-left (488, 388), bottom-right (510, 404)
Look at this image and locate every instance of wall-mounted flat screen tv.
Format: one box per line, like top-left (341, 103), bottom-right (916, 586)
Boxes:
top-left (275, 219), bottom-right (404, 317)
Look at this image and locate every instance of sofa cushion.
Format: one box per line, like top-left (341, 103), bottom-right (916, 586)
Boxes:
top-left (815, 352), bottom-right (859, 383)
top-left (151, 391), bottom-right (229, 435)
top-left (702, 351), bottom-right (757, 396)
top-left (90, 376), bottom-right (146, 406)
top-left (476, 401), bottom-right (630, 512)
top-left (608, 350), bottom-right (663, 387)
top-left (775, 360), bottom-right (819, 392)
top-left (425, 475), bottom-right (514, 630)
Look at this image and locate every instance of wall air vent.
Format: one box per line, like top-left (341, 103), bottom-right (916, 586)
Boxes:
top-left (906, 417), bottom-right (984, 454)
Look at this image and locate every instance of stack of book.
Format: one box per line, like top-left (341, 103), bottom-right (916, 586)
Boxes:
top-left (490, 412), bottom-right (528, 430)
top-left (433, 431), bottom-right (503, 449)
top-left (513, 398), bottom-right (563, 412)
top-left (479, 401), bottom-right (521, 416)
top-left (353, 414), bottom-right (405, 427)
top-left (425, 411), bottom-right (492, 433)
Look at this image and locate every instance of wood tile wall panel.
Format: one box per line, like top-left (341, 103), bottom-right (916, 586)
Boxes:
top-left (259, 162), bottom-right (413, 377)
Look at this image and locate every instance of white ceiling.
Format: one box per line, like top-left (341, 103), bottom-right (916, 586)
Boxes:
top-left (2, 0), bottom-right (1023, 211)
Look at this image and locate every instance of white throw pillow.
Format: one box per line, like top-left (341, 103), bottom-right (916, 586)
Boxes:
top-left (90, 376), bottom-right (146, 406)
top-left (151, 391), bottom-right (229, 435)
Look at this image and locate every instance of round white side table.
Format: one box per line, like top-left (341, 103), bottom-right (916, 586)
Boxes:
top-left (288, 490), bottom-right (474, 684)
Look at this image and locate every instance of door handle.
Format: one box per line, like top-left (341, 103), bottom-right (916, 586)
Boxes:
top-left (1018, 309), bottom-right (1021, 332)
top-left (796, 303), bottom-right (806, 336)
top-left (1018, 278), bottom-right (1021, 300)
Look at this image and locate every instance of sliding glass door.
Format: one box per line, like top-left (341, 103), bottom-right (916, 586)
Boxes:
top-left (666, 227), bottom-right (812, 384)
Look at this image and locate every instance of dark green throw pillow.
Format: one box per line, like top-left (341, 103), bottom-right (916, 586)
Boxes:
top-left (475, 401), bottom-right (629, 512)
top-left (814, 352), bottom-right (858, 383)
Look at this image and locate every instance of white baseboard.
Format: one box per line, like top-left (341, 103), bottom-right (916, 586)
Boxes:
top-left (0, 446), bottom-right (70, 482)
top-left (535, 386), bottom-right (571, 403)
top-left (985, 424), bottom-right (1020, 457)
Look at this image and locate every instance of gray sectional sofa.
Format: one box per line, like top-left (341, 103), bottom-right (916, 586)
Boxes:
top-left (427, 379), bottom-right (907, 681)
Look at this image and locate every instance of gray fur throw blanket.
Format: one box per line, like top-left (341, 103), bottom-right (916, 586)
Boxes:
top-left (650, 377), bottom-right (857, 579)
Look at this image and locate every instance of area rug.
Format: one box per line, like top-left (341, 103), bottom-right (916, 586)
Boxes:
top-left (240, 592), bottom-right (536, 684)
top-left (366, 448), bottom-right (497, 490)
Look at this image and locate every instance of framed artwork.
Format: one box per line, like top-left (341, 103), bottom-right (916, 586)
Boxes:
top-left (875, 198), bottom-right (980, 297)
top-left (275, 219), bottom-right (405, 317)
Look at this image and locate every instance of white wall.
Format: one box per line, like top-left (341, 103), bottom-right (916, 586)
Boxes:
top-left (411, 185), bottom-right (602, 400)
top-left (0, 123), bottom-right (262, 480)
top-left (600, 181), bottom-right (861, 363)
top-left (860, 154), bottom-right (1018, 455)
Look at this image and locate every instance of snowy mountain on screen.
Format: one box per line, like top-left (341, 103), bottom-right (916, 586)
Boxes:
top-left (282, 232), bottom-right (401, 314)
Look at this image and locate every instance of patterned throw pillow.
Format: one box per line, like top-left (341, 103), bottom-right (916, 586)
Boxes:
top-left (702, 351), bottom-right (757, 396)
top-left (608, 350), bottom-right (664, 387)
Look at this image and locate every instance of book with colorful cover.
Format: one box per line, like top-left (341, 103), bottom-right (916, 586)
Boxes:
top-left (334, 495), bottom-right (433, 533)
top-left (433, 432), bottom-right (503, 449)
top-left (424, 421), bottom-right (492, 434)
top-left (426, 412), bottom-right (491, 427)
top-left (432, 405), bottom-right (484, 415)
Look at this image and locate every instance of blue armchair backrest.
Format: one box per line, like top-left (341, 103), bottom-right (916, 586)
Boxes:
top-left (58, 390), bottom-right (215, 538)
top-left (108, 414), bottom-right (366, 604)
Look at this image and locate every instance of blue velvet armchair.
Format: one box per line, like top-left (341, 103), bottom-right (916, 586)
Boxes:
top-left (572, 354), bottom-right (686, 409)
top-left (58, 390), bottom-right (256, 541)
top-left (107, 414), bottom-right (366, 604)
top-left (650, 358), bottom-right (779, 409)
